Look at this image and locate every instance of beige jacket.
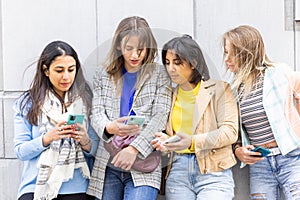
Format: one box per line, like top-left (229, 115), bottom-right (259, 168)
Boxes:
top-left (166, 79), bottom-right (238, 175)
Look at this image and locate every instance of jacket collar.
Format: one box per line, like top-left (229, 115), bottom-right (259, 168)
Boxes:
top-left (167, 79), bottom-right (216, 135)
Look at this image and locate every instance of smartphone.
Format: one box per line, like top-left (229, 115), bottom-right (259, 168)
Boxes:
top-left (126, 116), bottom-right (145, 127)
top-left (67, 114), bottom-right (85, 125)
top-left (163, 135), bottom-right (181, 144)
top-left (251, 146), bottom-right (271, 157)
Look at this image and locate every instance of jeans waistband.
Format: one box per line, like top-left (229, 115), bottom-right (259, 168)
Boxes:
top-left (267, 147), bottom-right (281, 156)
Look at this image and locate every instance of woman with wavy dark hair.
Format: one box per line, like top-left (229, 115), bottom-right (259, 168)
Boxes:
top-left (14, 41), bottom-right (99, 200)
top-left (152, 35), bottom-right (238, 200)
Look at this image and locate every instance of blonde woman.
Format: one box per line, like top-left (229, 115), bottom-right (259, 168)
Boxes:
top-left (223, 25), bottom-right (300, 199)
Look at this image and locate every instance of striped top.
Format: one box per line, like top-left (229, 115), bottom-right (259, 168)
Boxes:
top-left (239, 74), bottom-right (276, 145)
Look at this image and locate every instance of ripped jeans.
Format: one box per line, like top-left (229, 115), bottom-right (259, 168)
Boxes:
top-left (165, 154), bottom-right (234, 200)
top-left (249, 148), bottom-right (300, 200)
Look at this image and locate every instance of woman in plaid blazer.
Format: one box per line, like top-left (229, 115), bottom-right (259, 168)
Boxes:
top-left (87, 16), bottom-right (172, 200)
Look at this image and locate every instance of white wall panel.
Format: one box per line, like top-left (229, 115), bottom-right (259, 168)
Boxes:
top-left (296, 23), bottom-right (300, 71)
top-left (296, 0), bottom-right (300, 71)
top-left (2, 0), bottom-right (97, 91)
top-left (0, 159), bottom-right (23, 199)
top-left (0, 93), bottom-right (3, 158)
top-left (3, 94), bottom-right (19, 158)
top-left (97, 0), bottom-right (193, 44)
top-left (83, 0), bottom-right (194, 79)
top-left (296, 0), bottom-right (300, 21)
top-left (195, 0), bottom-right (295, 80)
top-left (0, 0), bottom-right (3, 91)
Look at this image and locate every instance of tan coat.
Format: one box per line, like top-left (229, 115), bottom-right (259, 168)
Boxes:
top-left (166, 79), bottom-right (238, 175)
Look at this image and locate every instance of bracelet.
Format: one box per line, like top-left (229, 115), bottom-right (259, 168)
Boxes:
top-left (81, 139), bottom-right (91, 146)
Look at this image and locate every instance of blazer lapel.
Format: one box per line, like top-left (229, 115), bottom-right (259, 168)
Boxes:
top-left (132, 73), bottom-right (151, 102)
top-left (192, 79), bottom-right (215, 133)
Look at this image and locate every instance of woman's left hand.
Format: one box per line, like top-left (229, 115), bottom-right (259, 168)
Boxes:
top-left (111, 146), bottom-right (138, 171)
top-left (164, 132), bottom-right (192, 151)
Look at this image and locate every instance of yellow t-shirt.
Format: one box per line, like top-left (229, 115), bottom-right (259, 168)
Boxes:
top-left (171, 82), bottom-right (200, 153)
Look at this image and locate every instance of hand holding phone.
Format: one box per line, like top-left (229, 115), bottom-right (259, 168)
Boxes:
top-left (251, 146), bottom-right (271, 157)
top-left (126, 116), bottom-right (145, 127)
top-left (163, 135), bottom-right (181, 144)
top-left (67, 114), bottom-right (84, 125)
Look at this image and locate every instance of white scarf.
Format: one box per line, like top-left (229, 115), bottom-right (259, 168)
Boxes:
top-left (34, 92), bottom-right (90, 200)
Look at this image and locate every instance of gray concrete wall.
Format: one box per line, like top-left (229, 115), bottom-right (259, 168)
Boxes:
top-left (1, 0), bottom-right (299, 199)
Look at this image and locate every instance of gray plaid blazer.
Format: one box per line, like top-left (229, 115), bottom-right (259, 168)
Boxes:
top-left (87, 63), bottom-right (172, 199)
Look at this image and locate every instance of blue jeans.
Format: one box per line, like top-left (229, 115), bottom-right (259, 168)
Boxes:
top-left (249, 148), bottom-right (300, 200)
top-left (166, 154), bottom-right (234, 200)
top-left (101, 166), bottom-right (158, 200)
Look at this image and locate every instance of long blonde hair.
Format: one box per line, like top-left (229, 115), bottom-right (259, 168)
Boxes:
top-left (222, 25), bottom-right (274, 96)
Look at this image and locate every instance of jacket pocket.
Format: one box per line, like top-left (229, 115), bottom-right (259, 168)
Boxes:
top-left (209, 147), bottom-right (236, 170)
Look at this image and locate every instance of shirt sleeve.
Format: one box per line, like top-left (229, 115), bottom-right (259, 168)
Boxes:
top-left (90, 69), bottom-right (112, 142)
top-left (13, 100), bottom-right (48, 161)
